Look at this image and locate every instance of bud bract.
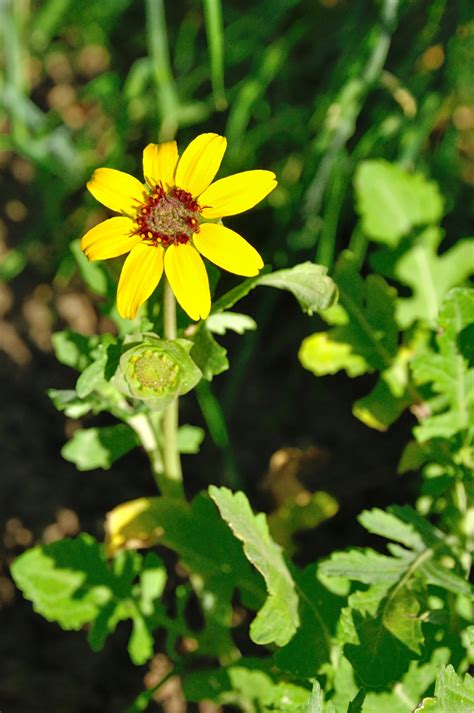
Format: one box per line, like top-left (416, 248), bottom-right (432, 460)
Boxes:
top-left (114, 333), bottom-right (201, 410)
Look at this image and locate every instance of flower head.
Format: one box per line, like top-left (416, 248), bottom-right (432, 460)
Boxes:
top-left (80, 133), bottom-right (277, 320)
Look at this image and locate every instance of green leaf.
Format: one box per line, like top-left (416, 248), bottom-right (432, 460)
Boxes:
top-left (299, 331), bottom-right (367, 378)
top-left (191, 324), bottom-right (229, 380)
top-left (48, 389), bottom-right (97, 418)
top-left (301, 253), bottom-right (398, 379)
top-left (348, 689), bottom-right (366, 713)
top-left (212, 262), bottom-right (337, 315)
top-left (206, 311), bottom-right (257, 335)
top-left (417, 666), bottom-right (474, 712)
top-left (76, 355), bottom-right (108, 398)
top-left (105, 493), bottom-right (261, 658)
top-left (257, 262), bottom-right (338, 315)
top-left (177, 424), bottom-right (205, 454)
top-left (184, 663), bottom-right (311, 710)
top-left (274, 565), bottom-right (344, 678)
top-left (299, 252), bottom-right (407, 428)
top-left (10, 534), bottom-right (165, 665)
top-left (70, 238), bottom-right (111, 296)
top-left (371, 228), bottom-right (474, 327)
top-left (354, 160), bottom-right (443, 246)
top-left (353, 374), bottom-right (412, 431)
top-left (323, 505), bottom-right (473, 688)
top-left (61, 424), bottom-right (138, 470)
top-left (51, 330), bottom-right (94, 371)
top-left (320, 548), bottom-right (410, 584)
top-left (412, 288), bottom-right (474, 441)
top-left (333, 646), bottom-right (450, 713)
top-left (209, 486), bottom-right (299, 647)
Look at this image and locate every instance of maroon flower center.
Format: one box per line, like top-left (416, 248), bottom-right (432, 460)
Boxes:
top-left (134, 184), bottom-right (201, 248)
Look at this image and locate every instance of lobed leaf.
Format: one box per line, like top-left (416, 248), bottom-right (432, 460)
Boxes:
top-left (10, 535), bottom-right (165, 665)
top-left (209, 486), bottom-right (299, 647)
top-left (412, 288), bottom-right (474, 441)
top-left (354, 160), bottom-right (443, 246)
top-left (61, 424), bottom-right (139, 471)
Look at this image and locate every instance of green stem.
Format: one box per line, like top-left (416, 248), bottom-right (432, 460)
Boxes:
top-left (127, 413), bottom-right (164, 492)
top-left (161, 280), bottom-right (184, 496)
top-left (125, 668), bottom-right (177, 713)
top-left (196, 380), bottom-right (243, 489)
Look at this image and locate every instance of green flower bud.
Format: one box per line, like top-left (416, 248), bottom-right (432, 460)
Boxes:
top-left (113, 333), bottom-right (201, 410)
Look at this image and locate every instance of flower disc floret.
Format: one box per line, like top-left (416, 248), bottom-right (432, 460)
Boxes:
top-left (135, 185), bottom-right (201, 249)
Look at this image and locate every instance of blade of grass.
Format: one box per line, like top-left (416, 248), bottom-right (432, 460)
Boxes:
top-left (203, 0), bottom-right (227, 110)
top-left (196, 380), bottom-right (243, 489)
top-left (145, 0), bottom-right (180, 141)
top-left (303, 0), bottom-right (400, 261)
top-left (316, 150), bottom-right (350, 269)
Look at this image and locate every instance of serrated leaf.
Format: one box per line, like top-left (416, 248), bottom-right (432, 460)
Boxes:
top-left (324, 505), bottom-right (472, 688)
top-left (209, 486), bottom-right (299, 647)
top-left (354, 160), bottom-right (443, 246)
top-left (320, 548), bottom-right (410, 584)
top-left (61, 424), bottom-right (138, 470)
top-left (191, 324), bottom-right (229, 380)
top-left (417, 666), bottom-right (474, 712)
top-left (412, 288), bottom-right (474, 441)
top-left (358, 508), bottom-right (426, 551)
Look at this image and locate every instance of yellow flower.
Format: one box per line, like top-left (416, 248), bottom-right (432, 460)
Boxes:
top-left (80, 133), bottom-right (277, 321)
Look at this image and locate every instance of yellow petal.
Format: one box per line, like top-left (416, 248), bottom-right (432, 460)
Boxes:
top-left (142, 141), bottom-right (179, 190)
top-left (175, 133), bottom-right (227, 197)
top-left (164, 243), bottom-right (210, 321)
top-left (200, 170), bottom-right (277, 219)
top-left (194, 223), bottom-right (263, 276)
top-left (87, 168), bottom-right (146, 214)
top-left (117, 242), bottom-right (164, 319)
top-left (80, 217), bottom-right (139, 261)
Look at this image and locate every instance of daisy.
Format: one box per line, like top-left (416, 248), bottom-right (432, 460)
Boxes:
top-left (80, 133), bottom-right (277, 320)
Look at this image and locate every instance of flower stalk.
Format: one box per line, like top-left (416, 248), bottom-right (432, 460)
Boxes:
top-left (161, 279), bottom-right (184, 497)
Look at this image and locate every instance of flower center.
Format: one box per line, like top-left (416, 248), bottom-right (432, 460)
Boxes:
top-left (135, 184), bottom-right (201, 248)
